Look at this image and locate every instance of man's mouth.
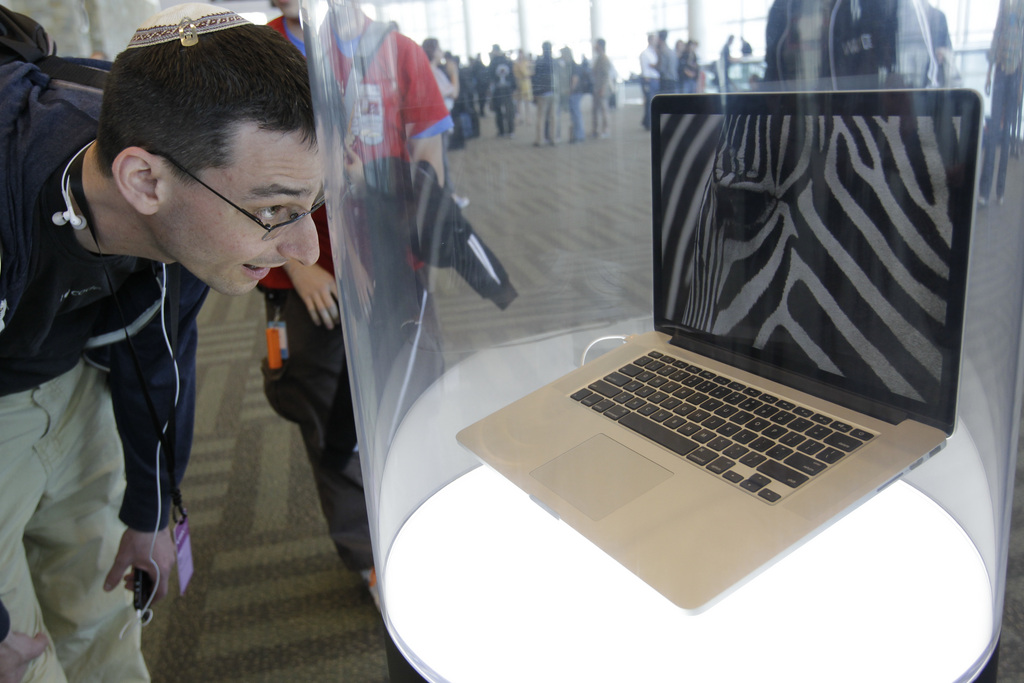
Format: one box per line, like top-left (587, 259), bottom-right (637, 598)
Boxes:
top-left (243, 264), bottom-right (277, 279)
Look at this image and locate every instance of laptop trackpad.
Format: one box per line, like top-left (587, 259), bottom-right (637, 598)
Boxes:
top-left (531, 434), bottom-right (673, 521)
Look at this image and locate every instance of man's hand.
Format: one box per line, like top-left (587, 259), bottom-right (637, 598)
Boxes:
top-left (103, 528), bottom-right (176, 603)
top-left (283, 262), bottom-right (341, 330)
top-left (0, 631), bottom-right (48, 683)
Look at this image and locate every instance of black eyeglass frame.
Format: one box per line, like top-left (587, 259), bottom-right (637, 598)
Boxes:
top-left (159, 153), bottom-right (325, 241)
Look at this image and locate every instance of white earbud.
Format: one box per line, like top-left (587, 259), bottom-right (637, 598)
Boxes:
top-left (51, 209), bottom-right (86, 229)
top-left (53, 142), bottom-right (92, 230)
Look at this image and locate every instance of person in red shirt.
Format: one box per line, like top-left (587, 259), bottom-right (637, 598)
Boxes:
top-left (260, 0), bottom-right (450, 608)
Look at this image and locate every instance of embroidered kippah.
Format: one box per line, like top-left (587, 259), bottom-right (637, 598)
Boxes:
top-left (126, 3), bottom-right (251, 49)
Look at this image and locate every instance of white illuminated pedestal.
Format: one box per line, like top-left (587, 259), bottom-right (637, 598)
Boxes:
top-left (378, 337), bottom-right (994, 683)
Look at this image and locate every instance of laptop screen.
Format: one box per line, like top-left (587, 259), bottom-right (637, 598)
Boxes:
top-left (651, 90), bottom-right (981, 433)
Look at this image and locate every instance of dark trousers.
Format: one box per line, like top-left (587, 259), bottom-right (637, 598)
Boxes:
top-left (493, 89), bottom-right (515, 135)
top-left (261, 288), bottom-right (372, 571)
top-left (980, 66), bottom-right (1022, 201)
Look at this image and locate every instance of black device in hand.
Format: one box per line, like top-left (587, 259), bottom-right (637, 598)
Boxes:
top-left (133, 567), bottom-right (154, 610)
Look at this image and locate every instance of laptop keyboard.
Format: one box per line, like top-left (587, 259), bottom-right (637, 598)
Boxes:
top-left (569, 351), bottom-right (876, 504)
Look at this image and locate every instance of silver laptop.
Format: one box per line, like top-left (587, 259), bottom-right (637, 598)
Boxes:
top-left (457, 89), bottom-right (981, 612)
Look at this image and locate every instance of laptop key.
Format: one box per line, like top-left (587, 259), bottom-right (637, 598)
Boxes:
top-left (779, 431), bottom-right (806, 447)
top-left (785, 452), bottom-right (827, 476)
top-left (707, 456), bottom-right (735, 474)
top-left (593, 399), bottom-right (616, 413)
top-left (757, 460), bottom-right (810, 488)
top-left (651, 410), bottom-right (673, 423)
top-left (766, 444), bottom-right (793, 460)
top-left (797, 439), bottom-right (825, 455)
top-left (747, 417), bottom-right (772, 432)
top-left (749, 437), bottom-right (774, 452)
top-left (823, 432), bottom-right (864, 452)
top-left (689, 409), bottom-right (711, 423)
top-left (619, 412), bottom-right (699, 459)
top-left (708, 436), bottom-right (732, 451)
top-left (724, 391), bottom-right (746, 405)
top-left (692, 429), bottom-right (717, 444)
top-left (740, 473), bottom-right (770, 492)
top-left (788, 417), bottom-right (815, 433)
top-left (638, 404), bottom-right (659, 416)
top-left (581, 394), bottom-right (603, 406)
top-left (739, 452), bottom-right (766, 467)
top-left (738, 398), bottom-right (762, 412)
top-left (850, 428), bottom-right (874, 441)
top-left (678, 422), bottom-right (702, 437)
top-left (732, 429), bottom-right (757, 444)
top-left (724, 444), bottom-right (750, 459)
top-left (664, 416), bottom-right (686, 430)
top-left (701, 398), bottom-right (725, 412)
top-left (723, 470), bottom-right (745, 484)
top-left (603, 372), bottom-right (631, 387)
top-left (758, 489), bottom-right (782, 503)
top-left (702, 416), bottom-right (726, 430)
top-left (571, 388), bottom-right (593, 401)
top-left (589, 380), bottom-right (622, 398)
top-left (730, 411), bottom-right (754, 425)
top-left (603, 405), bottom-right (629, 420)
top-left (805, 425), bottom-right (833, 440)
top-left (619, 364), bottom-right (642, 377)
top-left (625, 397), bottom-right (646, 410)
top-left (830, 421), bottom-right (853, 433)
top-left (716, 422), bottom-right (741, 438)
top-left (770, 411), bottom-right (796, 425)
top-left (817, 447), bottom-right (848, 464)
top-left (687, 447), bottom-right (717, 466)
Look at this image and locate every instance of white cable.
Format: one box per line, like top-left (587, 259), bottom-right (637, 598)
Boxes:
top-left (120, 264), bottom-right (180, 637)
top-left (51, 142), bottom-right (92, 229)
top-left (579, 335), bottom-right (630, 368)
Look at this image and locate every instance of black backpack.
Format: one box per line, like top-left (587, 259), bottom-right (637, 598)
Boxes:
top-left (0, 4), bottom-right (106, 86)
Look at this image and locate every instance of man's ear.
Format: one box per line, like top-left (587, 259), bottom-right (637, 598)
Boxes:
top-left (111, 147), bottom-right (168, 216)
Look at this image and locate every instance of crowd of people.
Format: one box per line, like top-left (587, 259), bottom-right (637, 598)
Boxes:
top-left (433, 38), bottom-right (618, 147)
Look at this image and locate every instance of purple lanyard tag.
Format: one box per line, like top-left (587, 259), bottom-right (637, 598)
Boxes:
top-left (174, 516), bottom-right (194, 595)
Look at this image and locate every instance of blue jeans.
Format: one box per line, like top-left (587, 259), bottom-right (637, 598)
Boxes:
top-left (569, 93), bottom-right (585, 141)
top-left (641, 77), bottom-right (659, 129)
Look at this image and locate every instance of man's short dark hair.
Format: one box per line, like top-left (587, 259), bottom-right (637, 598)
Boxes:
top-left (95, 24), bottom-right (316, 176)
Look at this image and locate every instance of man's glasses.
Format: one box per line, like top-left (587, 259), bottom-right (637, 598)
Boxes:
top-left (160, 153), bottom-right (325, 241)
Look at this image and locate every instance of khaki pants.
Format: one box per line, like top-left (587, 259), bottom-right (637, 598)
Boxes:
top-left (0, 361), bottom-right (148, 682)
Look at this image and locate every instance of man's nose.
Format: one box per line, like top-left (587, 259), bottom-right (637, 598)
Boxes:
top-left (278, 213), bottom-right (320, 266)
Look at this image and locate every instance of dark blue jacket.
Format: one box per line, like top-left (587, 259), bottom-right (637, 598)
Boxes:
top-left (0, 60), bottom-right (206, 639)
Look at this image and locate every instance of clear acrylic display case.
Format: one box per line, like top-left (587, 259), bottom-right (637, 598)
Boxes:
top-left (301, 1), bottom-right (1021, 680)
